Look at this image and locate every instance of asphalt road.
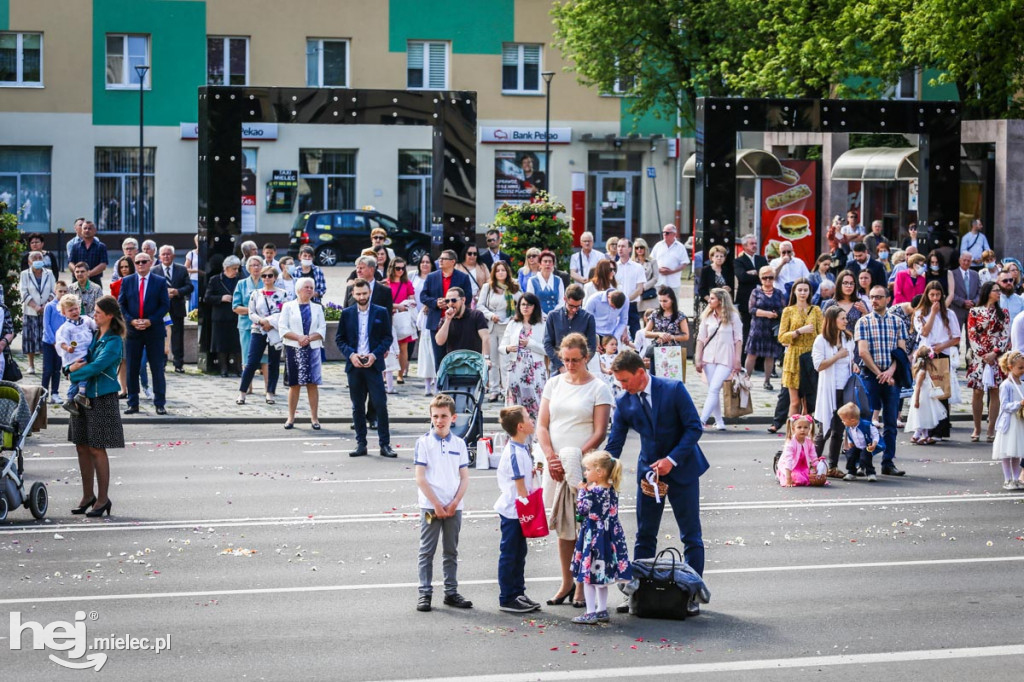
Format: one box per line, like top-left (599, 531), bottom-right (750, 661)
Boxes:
top-left (3, 422), bottom-right (1024, 681)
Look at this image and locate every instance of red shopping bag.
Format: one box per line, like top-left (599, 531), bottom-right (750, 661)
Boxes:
top-left (515, 488), bottom-right (549, 538)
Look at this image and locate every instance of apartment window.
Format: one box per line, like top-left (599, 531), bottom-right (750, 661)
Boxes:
top-left (502, 44), bottom-right (541, 94)
top-left (0, 32), bottom-right (42, 86)
top-left (306, 39), bottom-right (349, 88)
top-left (95, 148), bottom-right (155, 233)
top-left (298, 149), bottom-right (355, 212)
top-left (105, 34), bottom-right (150, 89)
top-left (407, 41), bottom-right (448, 89)
top-left (0, 147), bottom-right (51, 229)
top-left (208, 36), bottom-right (249, 86)
top-left (894, 68), bottom-right (918, 100)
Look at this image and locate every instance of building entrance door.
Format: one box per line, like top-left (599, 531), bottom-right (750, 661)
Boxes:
top-left (592, 172), bottom-right (637, 242)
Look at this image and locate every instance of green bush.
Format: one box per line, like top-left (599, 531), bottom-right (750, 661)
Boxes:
top-left (490, 193), bottom-right (573, 274)
top-left (0, 202), bottom-right (23, 334)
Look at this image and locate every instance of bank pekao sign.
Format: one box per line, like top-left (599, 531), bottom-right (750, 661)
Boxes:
top-left (481, 127), bottom-right (571, 145)
top-left (180, 123), bottom-right (279, 141)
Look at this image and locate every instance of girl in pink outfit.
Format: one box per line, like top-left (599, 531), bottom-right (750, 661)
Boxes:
top-left (777, 414), bottom-right (825, 486)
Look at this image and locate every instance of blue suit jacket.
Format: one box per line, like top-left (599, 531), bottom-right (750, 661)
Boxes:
top-left (335, 303), bottom-right (393, 373)
top-left (605, 376), bottom-right (709, 485)
top-left (419, 269), bottom-right (473, 330)
top-left (117, 273), bottom-right (170, 338)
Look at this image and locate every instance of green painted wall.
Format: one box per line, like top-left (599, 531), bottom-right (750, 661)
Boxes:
top-left (388, 0), bottom-right (513, 54)
top-left (0, 0), bottom-right (9, 31)
top-left (919, 68), bottom-right (960, 101)
top-left (92, 0), bottom-right (206, 126)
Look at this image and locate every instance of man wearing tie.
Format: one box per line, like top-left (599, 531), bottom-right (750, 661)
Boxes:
top-left (607, 350), bottom-right (708, 615)
top-left (950, 250), bottom-right (981, 334)
top-left (118, 252), bottom-right (170, 415)
top-left (337, 279), bottom-right (396, 458)
top-left (158, 245), bottom-right (194, 373)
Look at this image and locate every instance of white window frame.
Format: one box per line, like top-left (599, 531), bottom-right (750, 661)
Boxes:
top-left (501, 43), bottom-right (542, 95)
top-left (306, 38), bottom-right (350, 88)
top-left (0, 32), bottom-right (43, 87)
top-left (94, 147), bottom-right (155, 234)
top-left (893, 68), bottom-right (919, 100)
top-left (105, 33), bottom-right (150, 90)
top-left (207, 35), bottom-right (249, 86)
top-left (407, 40), bottom-right (449, 90)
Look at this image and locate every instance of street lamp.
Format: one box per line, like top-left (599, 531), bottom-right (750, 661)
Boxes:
top-left (134, 64), bottom-right (150, 243)
top-left (542, 71), bottom-right (555, 186)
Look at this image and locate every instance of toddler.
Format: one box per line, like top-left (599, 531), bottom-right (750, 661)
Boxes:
top-left (905, 346), bottom-right (947, 445)
top-left (598, 335), bottom-right (622, 398)
top-left (992, 350), bottom-right (1024, 490)
top-left (54, 294), bottom-right (97, 414)
top-left (777, 414), bottom-right (825, 486)
top-left (838, 402), bottom-right (882, 482)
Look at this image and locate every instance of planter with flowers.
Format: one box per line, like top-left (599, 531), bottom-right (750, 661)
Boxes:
top-left (491, 193), bottom-right (573, 274)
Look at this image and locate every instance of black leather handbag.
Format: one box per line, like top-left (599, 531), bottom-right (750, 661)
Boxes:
top-left (2, 347), bottom-right (22, 383)
top-left (629, 547), bottom-right (696, 620)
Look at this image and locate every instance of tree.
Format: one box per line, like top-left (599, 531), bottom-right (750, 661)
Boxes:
top-left (0, 201), bottom-right (23, 333)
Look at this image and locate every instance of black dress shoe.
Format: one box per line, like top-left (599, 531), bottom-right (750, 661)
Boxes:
top-left (686, 600), bottom-right (701, 617)
top-left (155, 406), bottom-right (167, 415)
top-left (443, 593), bottom-right (473, 609)
top-left (416, 594), bottom-right (432, 612)
top-left (616, 603), bottom-right (630, 614)
top-left (123, 406), bottom-right (140, 415)
top-left (349, 447), bottom-right (369, 457)
top-left (174, 367), bottom-right (185, 374)
top-left (882, 464), bottom-right (906, 476)
top-left (380, 445), bottom-right (398, 458)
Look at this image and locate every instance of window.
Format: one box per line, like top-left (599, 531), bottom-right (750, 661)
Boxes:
top-left (207, 36), bottom-right (248, 86)
top-left (893, 68), bottom-right (918, 100)
top-left (306, 39), bottom-right (349, 88)
top-left (398, 150), bottom-right (432, 232)
top-left (502, 43), bottom-right (541, 94)
top-left (95, 148), bottom-right (155, 233)
top-left (0, 32), bottom-right (43, 86)
top-left (0, 147), bottom-right (51, 230)
top-left (105, 34), bottom-right (150, 89)
top-left (297, 149), bottom-right (355, 212)
top-left (407, 41), bottom-right (448, 89)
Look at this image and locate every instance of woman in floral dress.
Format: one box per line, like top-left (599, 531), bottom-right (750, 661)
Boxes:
top-left (500, 292), bottom-right (548, 419)
top-left (967, 281), bottom-right (1011, 441)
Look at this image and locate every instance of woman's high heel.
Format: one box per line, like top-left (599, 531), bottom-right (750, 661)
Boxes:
top-left (546, 589), bottom-right (574, 606)
top-left (85, 500), bottom-right (112, 518)
top-left (71, 497), bottom-right (97, 515)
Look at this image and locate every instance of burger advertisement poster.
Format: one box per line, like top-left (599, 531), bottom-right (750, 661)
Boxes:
top-left (760, 160), bottom-right (818, 266)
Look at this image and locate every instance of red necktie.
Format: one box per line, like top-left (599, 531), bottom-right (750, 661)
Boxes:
top-left (138, 276), bottom-right (145, 319)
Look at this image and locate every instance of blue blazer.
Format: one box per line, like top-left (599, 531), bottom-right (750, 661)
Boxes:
top-left (419, 269), bottom-right (473, 331)
top-left (117, 273), bottom-right (170, 337)
top-left (606, 376), bottom-right (710, 485)
top-left (479, 249), bottom-right (511, 270)
top-left (335, 303), bottom-right (393, 373)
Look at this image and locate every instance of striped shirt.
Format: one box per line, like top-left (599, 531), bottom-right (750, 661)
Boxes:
top-left (854, 310), bottom-right (906, 371)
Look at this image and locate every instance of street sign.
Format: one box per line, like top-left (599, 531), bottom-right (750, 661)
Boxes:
top-left (646, 167), bottom-right (656, 178)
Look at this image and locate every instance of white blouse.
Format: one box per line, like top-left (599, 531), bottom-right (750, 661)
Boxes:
top-left (913, 308), bottom-right (960, 351)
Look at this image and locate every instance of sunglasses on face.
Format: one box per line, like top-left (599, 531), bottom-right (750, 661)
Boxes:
top-left (466, 251), bottom-right (478, 256)
top-left (528, 255), bottom-right (538, 259)
top-left (395, 266), bottom-right (405, 271)
top-left (261, 274), bottom-right (276, 279)
top-left (445, 298), bottom-right (461, 304)
top-left (372, 236), bottom-right (385, 241)
top-left (134, 260), bottom-right (150, 265)
top-left (486, 238), bottom-right (498, 243)
top-left (760, 276), bottom-right (774, 280)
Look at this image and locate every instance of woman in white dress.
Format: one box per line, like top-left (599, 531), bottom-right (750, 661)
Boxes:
top-left (536, 332), bottom-right (614, 607)
top-left (812, 306), bottom-right (858, 477)
top-left (476, 261), bottom-right (520, 401)
top-left (411, 254), bottom-right (436, 395)
top-left (500, 292), bottom-right (547, 419)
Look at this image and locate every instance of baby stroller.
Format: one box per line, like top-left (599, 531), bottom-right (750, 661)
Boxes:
top-left (0, 381), bottom-right (49, 521)
top-left (435, 351), bottom-right (488, 461)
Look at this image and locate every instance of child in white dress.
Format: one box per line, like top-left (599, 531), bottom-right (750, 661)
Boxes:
top-left (598, 335), bottom-right (622, 399)
top-left (905, 347), bottom-right (948, 445)
top-left (992, 350), bottom-right (1024, 490)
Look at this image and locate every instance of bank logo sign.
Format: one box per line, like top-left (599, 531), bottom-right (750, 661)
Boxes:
top-left (481, 126), bottom-right (571, 144)
top-left (180, 122), bottom-right (279, 140)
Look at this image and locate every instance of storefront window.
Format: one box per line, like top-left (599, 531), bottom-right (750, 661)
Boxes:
top-left (398, 150), bottom-right (431, 232)
top-left (0, 146), bottom-right (51, 230)
top-left (94, 148), bottom-right (155, 233)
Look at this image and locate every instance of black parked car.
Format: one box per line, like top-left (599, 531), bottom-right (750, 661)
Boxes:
top-left (287, 209), bottom-right (430, 268)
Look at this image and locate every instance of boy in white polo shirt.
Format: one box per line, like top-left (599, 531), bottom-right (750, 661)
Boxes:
top-left (414, 394), bottom-right (472, 613)
top-left (494, 405), bottom-right (543, 613)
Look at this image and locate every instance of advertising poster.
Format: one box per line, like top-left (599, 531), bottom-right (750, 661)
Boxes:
top-left (494, 150), bottom-right (547, 208)
top-left (759, 160), bottom-right (818, 266)
top-left (241, 148), bottom-right (257, 233)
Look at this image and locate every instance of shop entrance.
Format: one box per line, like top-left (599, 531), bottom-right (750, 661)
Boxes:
top-left (397, 150), bottom-right (432, 233)
top-left (593, 172), bottom-right (637, 242)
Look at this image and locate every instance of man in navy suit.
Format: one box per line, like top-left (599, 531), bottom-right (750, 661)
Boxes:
top-left (157, 245), bottom-right (194, 373)
top-left (336, 278), bottom-right (396, 459)
top-left (607, 350), bottom-right (709, 614)
top-left (117, 251), bottom-right (171, 415)
top-left (478, 229), bottom-right (510, 270)
top-left (419, 249), bottom-right (473, 370)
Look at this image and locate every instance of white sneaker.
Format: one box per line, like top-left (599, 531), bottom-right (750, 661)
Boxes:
top-left (843, 473), bottom-right (856, 481)
top-left (1003, 481), bottom-right (1017, 490)
top-left (143, 387), bottom-right (153, 401)
top-left (715, 423), bottom-right (727, 431)
top-left (866, 474), bottom-right (878, 482)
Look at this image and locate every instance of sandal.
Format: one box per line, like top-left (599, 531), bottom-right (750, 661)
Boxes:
top-left (970, 433), bottom-right (980, 442)
top-left (265, 394), bottom-right (276, 405)
top-left (910, 436), bottom-right (921, 445)
top-left (923, 437), bottom-right (936, 445)
top-left (987, 434), bottom-right (996, 442)
top-left (235, 396), bottom-right (246, 405)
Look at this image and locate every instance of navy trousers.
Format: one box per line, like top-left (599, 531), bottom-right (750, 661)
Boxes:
top-left (862, 372), bottom-right (899, 466)
top-left (126, 329), bottom-right (166, 408)
top-left (348, 367), bottom-right (390, 447)
top-left (498, 516), bottom-right (528, 604)
top-left (41, 344), bottom-right (61, 396)
top-left (633, 476), bottom-right (704, 576)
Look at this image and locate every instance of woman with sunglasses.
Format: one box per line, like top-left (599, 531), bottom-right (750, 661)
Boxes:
top-left (632, 238), bottom-right (660, 315)
top-left (369, 227), bottom-right (396, 262)
top-left (517, 247), bottom-right (542, 293)
top-left (236, 266), bottom-right (286, 405)
top-left (455, 245), bottom-right (489, 302)
top-left (387, 258), bottom-right (417, 384)
top-left (744, 265), bottom-right (786, 391)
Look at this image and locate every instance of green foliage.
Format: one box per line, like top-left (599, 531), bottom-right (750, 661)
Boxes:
top-left (490, 194), bottom-right (573, 274)
top-left (0, 202), bottom-right (24, 334)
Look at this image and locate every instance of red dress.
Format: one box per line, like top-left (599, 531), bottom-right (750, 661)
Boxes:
top-left (966, 306), bottom-right (1010, 390)
top-left (389, 280), bottom-right (416, 344)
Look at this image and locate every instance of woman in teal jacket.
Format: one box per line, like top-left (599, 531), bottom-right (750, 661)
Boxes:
top-left (67, 295), bottom-right (125, 518)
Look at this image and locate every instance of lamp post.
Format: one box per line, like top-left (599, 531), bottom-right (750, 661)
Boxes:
top-left (134, 64), bottom-right (150, 243)
top-left (542, 71), bottom-right (555, 185)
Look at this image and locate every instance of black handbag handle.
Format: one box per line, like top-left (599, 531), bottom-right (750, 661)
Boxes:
top-left (653, 547), bottom-right (683, 585)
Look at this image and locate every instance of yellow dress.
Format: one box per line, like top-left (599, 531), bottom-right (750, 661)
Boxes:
top-left (778, 305), bottom-right (823, 389)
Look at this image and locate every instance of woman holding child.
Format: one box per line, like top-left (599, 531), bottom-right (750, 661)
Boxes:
top-left (536, 333), bottom-right (614, 608)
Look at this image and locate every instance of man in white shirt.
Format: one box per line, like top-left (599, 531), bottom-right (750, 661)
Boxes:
top-left (650, 223), bottom-right (690, 291)
top-left (614, 238), bottom-right (647, 336)
top-left (840, 210), bottom-right (866, 251)
top-left (998, 270), bottom-right (1024, 322)
top-left (1012, 310), bottom-right (1024, 352)
top-left (960, 219), bottom-right (991, 266)
top-left (770, 241), bottom-right (810, 295)
top-left (570, 231), bottom-right (604, 284)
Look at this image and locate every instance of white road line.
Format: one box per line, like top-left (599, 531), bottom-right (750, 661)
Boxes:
top-left (699, 438), bottom-right (782, 444)
top-left (4, 490), bottom-right (1019, 535)
top-left (3, 555), bottom-right (1022, 607)
top-left (27, 456), bottom-right (119, 461)
top-left (310, 475), bottom-right (496, 483)
top-left (393, 645), bottom-right (1024, 682)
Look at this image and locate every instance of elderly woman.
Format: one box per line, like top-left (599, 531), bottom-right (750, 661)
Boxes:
top-left (477, 260), bottom-right (520, 402)
top-left (237, 266), bottom-right (287, 406)
top-left (500, 291), bottom-right (548, 419)
top-left (205, 256), bottom-right (242, 377)
top-left (69, 261), bottom-right (102, 322)
top-left (20, 251), bottom-right (57, 375)
top-left (67, 296), bottom-right (125, 518)
top-left (967, 281), bottom-right (1010, 442)
top-left (537, 332), bottom-right (614, 607)
top-left (632, 237), bottom-right (660, 314)
top-left (234, 255), bottom-right (268, 393)
top-left (279, 278), bottom-right (326, 429)
top-left (698, 245), bottom-right (733, 306)
top-left (517, 247), bottom-right (542, 292)
top-left (745, 265), bottom-right (786, 391)
top-left (526, 250), bottom-right (565, 316)
top-left (779, 278), bottom-right (823, 416)
top-left (20, 232), bottom-right (60, 278)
